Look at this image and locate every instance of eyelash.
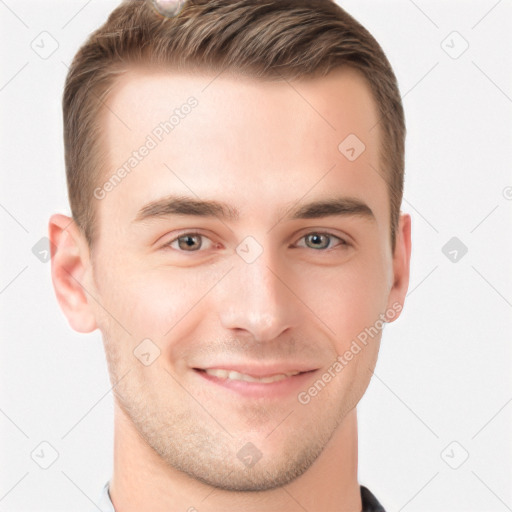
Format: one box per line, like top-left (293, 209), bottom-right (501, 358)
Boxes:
top-left (163, 231), bottom-right (349, 253)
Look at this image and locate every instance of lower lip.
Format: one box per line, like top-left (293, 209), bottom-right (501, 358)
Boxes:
top-left (193, 369), bottom-right (318, 399)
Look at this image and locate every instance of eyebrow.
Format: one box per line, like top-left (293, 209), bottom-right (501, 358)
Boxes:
top-left (133, 194), bottom-right (375, 223)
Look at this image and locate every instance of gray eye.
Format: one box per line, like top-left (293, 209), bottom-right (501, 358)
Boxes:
top-left (304, 233), bottom-right (330, 250)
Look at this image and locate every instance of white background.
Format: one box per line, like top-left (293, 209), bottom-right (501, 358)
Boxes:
top-left (1, 1), bottom-right (511, 510)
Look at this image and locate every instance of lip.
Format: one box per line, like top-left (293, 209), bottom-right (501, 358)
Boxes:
top-left (193, 368), bottom-right (318, 399)
top-left (194, 364), bottom-right (319, 378)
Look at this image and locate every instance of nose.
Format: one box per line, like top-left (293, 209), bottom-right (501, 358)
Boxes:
top-left (217, 248), bottom-right (301, 343)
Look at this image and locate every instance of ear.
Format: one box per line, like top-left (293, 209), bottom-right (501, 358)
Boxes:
top-left (385, 212), bottom-right (412, 323)
top-left (48, 214), bottom-right (98, 333)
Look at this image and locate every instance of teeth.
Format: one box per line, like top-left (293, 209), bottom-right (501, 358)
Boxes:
top-left (204, 368), bottom-right (301, 383)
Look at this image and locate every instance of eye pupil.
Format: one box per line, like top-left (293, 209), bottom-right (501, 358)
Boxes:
top-left (178, 234), bottom-right (201, 250)
top-left (306, 233), bottom-right (329, 249)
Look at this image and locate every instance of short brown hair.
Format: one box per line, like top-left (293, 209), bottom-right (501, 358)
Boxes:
top-left (63, 0), bottom-right (405, 251)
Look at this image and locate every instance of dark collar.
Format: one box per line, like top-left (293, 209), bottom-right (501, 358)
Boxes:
top-left (360, 485), bottom-right (386, 512)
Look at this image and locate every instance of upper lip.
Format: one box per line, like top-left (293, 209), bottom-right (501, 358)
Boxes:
top-left (194, 364), bottom-right (319, 378)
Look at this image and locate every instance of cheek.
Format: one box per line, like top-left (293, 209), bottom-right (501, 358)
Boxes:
top-left (95, 264), bottom-right (220, 342)
top-left (303, 254), bottom-right (388, 345)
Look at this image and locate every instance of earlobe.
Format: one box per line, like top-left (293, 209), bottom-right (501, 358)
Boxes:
top-left (48, 214), bottom-right (98, 333)
top-left (385, 212), bottom-right (412, 323)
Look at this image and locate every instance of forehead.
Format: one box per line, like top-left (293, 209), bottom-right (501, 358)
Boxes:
top-left (104, 65), bottom-right (379, 153)
top-left (97, 65), bottom-right (385, 231)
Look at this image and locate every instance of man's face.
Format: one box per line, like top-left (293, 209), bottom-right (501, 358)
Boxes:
top-left (85, 66), bottom-right (402, 491)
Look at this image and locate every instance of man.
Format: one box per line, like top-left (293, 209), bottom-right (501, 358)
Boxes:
top-left (49, 0), bottom-right (411, 510)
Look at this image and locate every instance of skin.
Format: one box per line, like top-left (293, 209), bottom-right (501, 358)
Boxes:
top-left (50, 66), bottom-right (411, 512)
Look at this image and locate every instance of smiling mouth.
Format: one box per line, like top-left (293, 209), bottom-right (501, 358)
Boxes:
top-left (193, 368), bottom-right (316, 384)
top-left (198, 368), bottom-right (299, 383)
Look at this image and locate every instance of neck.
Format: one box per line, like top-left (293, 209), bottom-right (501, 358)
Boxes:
top-left (109, 402), bottom-right (362, 512)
